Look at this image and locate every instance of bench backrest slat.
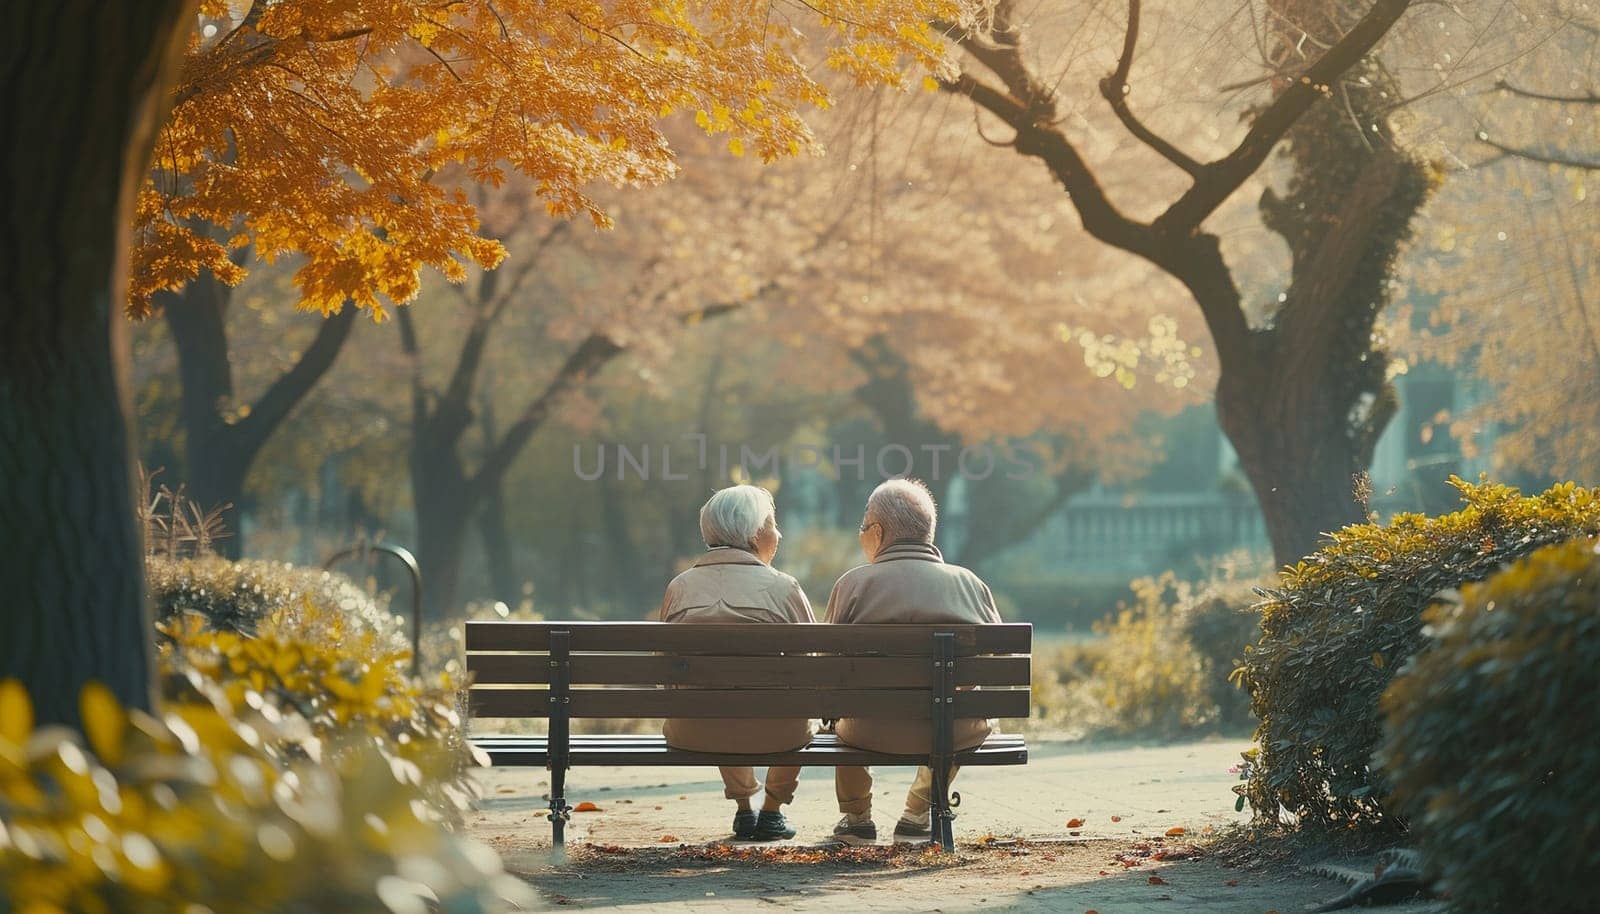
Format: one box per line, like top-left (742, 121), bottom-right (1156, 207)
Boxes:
top-left (465, 620), bottom-right (1031, 721)
top-left (468, 687), bottom-right (1030, 720)
top-left (467, 654), bottom-right (1030, 688)
top-left (463, 621), bottom-right (1031, 655)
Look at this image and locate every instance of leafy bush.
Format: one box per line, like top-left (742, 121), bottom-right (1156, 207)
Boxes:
top-left (147, 555), bottom-right (404, 646)
top-left (1026, 639), bottom-right (1101, 736)
top-left (1049, 572), bottom-right (1260, 738)
top-left (158, 600), bottom-right (479, 818)
top-left (0, 679), bottom-right (530, 914)
top-left (1378, 538), bottom-right (1600, 914)
top-left (1178, 592), bottom-right (1260, 732)
top-left (1083, 575), bottom-right (1214, 736)
top-left (1239, 478), bottom-right (1600, 833)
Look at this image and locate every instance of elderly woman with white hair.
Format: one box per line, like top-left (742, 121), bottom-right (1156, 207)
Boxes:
top-left (659, 484), bottom-right (815, 841)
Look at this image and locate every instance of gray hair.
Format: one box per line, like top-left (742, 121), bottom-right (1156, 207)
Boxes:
top-left (866, 478), bottom-right (937, 544)
top-left (699, 485), bottom-right (776, 549)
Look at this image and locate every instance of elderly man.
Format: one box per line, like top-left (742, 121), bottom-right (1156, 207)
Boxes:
top-left (659, 484), bottom-right (814, 841)
top-left (824, 478), bottom-right (1002, 845)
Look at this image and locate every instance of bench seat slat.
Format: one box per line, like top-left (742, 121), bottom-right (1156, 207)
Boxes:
top-left (464, 621), bottom-right (1031, 656)
top-left (468, 687), bottom-right (1031, 720)
top-left (466, 654), bottom-right (1030, 688)
top-left (470, 732), bottom-right (1029, 768)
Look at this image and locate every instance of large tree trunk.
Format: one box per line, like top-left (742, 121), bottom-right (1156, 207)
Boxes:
top-left (938, 0), bottom-right (1420, 569)
top-left (408, 386), bottom-right (475, 622)
top-left (163, 274), bottom-right (357, 558)
top-left (1233, 18), bottom-right (1430, 563)
top-left (415, 487), bottom-right (472, 622)
top-left (163, 271), bottom-right (249, 552)
top-left (597, 471), bottom-right (653, 614)
top-left (476, 398), bottom-right (520, 604)
top-left (0, 1), bottom-right (195, 725)
top-left (1216, 373), bottom-right (1378, 564)
top-left (399, 298), bottom-right (624, 622)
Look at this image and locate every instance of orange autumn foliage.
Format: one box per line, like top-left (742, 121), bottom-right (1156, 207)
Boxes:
top-left (132, 0), bottom-right (993, 318)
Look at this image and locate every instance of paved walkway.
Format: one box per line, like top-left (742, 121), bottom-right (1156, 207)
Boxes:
top-left (470, 736), bottom-right (1444, 913)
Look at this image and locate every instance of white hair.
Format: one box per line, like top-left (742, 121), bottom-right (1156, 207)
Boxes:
top-left (866, 478), bottom-right (937, 544)
top-left (699, 485), bottom-right (776, 549)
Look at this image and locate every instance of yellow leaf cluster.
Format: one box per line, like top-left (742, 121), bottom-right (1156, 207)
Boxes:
top-left (0, 677), bottom-right (524, 913)
top-left (130, 0), bottom-right (991, 317)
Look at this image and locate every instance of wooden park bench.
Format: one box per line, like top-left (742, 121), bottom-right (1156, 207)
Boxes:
top-left (465, 621), bottom-right (1032, 848)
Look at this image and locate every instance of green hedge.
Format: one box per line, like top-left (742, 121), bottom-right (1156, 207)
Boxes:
top-left (1239, 478), bottom-right (1600, 832)
top-left (147, 556), bottom-right (402, 647)
top-left (159, 596), bottom-right (479, 819)
top-left (1379, 538), bottom-right (1600, 914)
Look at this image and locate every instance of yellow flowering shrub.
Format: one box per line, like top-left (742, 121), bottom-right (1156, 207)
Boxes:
top-left (158, 600), bottom-right (480, 818)
top-left (147, 556), bottom-right (403, 647)
top-left (1238, 477), bottom-right (1600, 834)
top-left (1379, 539), bottom-right (1600, 914)
top-left (0, 679), bottom-right (530, 914)
top-left (1074, 573), bottom-right (1260, 737)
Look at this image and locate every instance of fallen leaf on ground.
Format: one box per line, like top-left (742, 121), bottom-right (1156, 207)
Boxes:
top-left (573, 802), bottom-right (602, 812)
top-left (659, 835), bottom-right (679, 843)
top-left (1148, 875), bottom-right (1167, 886)
top-left (1067, 818), bottom-right (1085, 828)
top-left (1225, 880), bottom-right (1239, 887)
top-left (1110, 815), bottom-right (1122, 822)
top-left (1165, 827), bottom-right (1185, 836)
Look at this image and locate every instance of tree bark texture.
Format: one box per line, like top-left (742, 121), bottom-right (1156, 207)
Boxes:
top-left (0, 1), bottom-right (196, 725)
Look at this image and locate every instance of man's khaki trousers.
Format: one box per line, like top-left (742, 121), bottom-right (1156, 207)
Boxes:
top-left (835, 765), bottom-right (960, 817)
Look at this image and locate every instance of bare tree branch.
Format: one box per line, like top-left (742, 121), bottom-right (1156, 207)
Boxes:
top-left (1494, 79), bottom-right (1600, 105)
top-left (937, 72), bottom-right (1151, 255)
top-left (466, 285), bottom-right (777, 500)
top-left (1480, 138), bottom-right (1600, 171)
top-left (1157, 0), bottom-right (1415, 232)
top-left (1099, 0), bottom-right (1204, 176)
top-left (232, 301), bottom-right (359, 459)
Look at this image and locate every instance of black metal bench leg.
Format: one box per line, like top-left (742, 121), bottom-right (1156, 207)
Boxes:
top-left (549, 761), bottom-right (570, 847)
top-left (548, 629), bottom-right (572, 848)
top-left (929, 764), bottom-right (952, 849)
top-left (931, 632), bottom-right (958, 850)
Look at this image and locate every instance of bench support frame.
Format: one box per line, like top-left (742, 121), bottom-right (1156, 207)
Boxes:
top-left (930, 631), bottom-right (958, 849)
top-left (547, 629), bottom-right (573, 845)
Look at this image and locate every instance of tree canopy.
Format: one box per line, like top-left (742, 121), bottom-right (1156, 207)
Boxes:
top-left (132, 0), bottom-right (992, 317)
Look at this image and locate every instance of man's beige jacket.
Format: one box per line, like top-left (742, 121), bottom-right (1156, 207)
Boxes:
top-left (825, 541), bottom-right (1002, 755)
top-left (658, 547), bottom-right (816, 753)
